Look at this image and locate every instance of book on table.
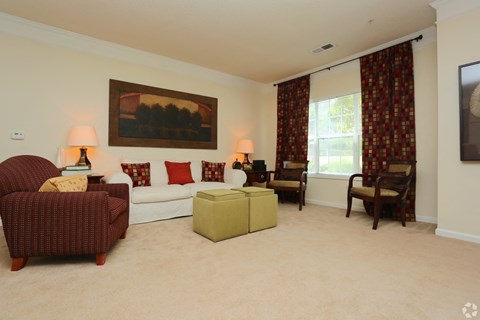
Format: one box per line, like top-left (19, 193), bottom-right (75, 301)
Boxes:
top-left (64, 165), bottom-right (90, 170)
top-left (61, 169), bottom-right (92, 176)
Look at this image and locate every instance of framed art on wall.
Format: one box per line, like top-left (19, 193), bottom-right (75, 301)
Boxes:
top-left (109, 79), bottom-right (218, 149)
top-left (459, 60), bottom-right (480, 160)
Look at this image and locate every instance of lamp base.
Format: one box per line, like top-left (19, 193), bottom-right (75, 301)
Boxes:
top-left (242, 154), bottom-right (251, 165)
top-left (242, 154), bottom-right (253, 170)
top-left (76, 147), bottom-right (91, 168)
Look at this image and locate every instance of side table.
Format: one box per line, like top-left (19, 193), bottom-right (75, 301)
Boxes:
top-left (244, 170), bottom-right (269, 186)
top-left (87, 175), bottom-right (104, 184)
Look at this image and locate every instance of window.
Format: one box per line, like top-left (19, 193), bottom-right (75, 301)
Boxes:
top-left (308, 93), bottom-right (362, 176)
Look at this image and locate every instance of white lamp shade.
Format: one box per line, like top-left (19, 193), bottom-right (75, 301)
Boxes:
top-left (67, 125), bottom-right (98, 147)
top-left (236, 139), bottom-right (254, 154)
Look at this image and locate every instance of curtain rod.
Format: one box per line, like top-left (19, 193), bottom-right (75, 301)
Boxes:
top-left (273, 34), bottom-right (423, 87)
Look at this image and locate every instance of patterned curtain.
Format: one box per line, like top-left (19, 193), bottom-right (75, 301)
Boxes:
top-left (276, 75), bottom-right (310, 169)
top-left (360, 41), bottom-right (416, 221)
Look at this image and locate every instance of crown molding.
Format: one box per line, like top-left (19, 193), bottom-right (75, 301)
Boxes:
top-left (430, 0), bottom-right (480, 22)
top-left (0, 12), bottom-right (269, 92)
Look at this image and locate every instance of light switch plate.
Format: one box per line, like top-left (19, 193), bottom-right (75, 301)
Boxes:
top-left (10, 131), bottom-right (25, 140)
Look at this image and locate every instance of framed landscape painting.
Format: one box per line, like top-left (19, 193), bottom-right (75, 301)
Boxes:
top-left (109, 79), bottom-right (217, 149)
top-left (459, 61), bottom-right (480, 160)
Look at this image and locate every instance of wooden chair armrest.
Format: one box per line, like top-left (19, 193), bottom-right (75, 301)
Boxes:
top-left (348, 173), bottom-right (364, 188)
top-left (266, 170), bottom-right (279, 182)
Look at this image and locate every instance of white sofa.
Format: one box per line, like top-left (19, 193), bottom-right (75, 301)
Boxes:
top-left (104, 160), bottom-right (246, 224)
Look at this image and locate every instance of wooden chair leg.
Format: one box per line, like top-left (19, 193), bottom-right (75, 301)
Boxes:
top-left (346, 193), bottom-right (353, 218)
top-left (298, 191), bottom-right (302, 211)
top-left (11, 257), bottom-right (28, 271)
top-left (280, 191), bottom-right (285, 203)
top-left (96, 253), bottom-right (106, 266)
top-left (373, 202), bottom-right (382, 230)
top-left (401, 203), bottom-right (406, 227)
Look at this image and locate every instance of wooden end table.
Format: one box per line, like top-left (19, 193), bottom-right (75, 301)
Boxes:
top-left (244, 170), bottom-right (269, 186)
top-left (87, 175), bottom-right (104, 184)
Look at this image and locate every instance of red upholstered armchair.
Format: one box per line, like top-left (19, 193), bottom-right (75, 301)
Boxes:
top-left (0, 155), bottom-right (129, 271)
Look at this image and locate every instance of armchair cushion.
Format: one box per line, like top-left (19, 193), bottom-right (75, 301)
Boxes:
top-left (268, 180), bottom-right (303, 189)
top-left (388, 164), bottom-right (411, 175)
top-left (39, 174), bottom-right (88, 192)
top-left (350, 186), bottom-right (399, 198)
top-left (278, 168), bottom-right (304, 181)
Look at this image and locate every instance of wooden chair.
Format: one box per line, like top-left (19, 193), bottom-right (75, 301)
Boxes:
top-left (266, 161), bottom-right (308, 211)
top-left (346, 160), bottom-right (416, 230)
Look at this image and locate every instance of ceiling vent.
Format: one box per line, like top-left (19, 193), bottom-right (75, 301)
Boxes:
top-left (312, 43), bottom-right (336, 54)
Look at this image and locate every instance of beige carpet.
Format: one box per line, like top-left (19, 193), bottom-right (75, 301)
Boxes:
top-left (1, 204), bottom-right (479, 320)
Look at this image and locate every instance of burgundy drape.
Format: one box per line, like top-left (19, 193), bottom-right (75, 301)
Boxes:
top-left (360, 41), bottom-right (416, 221)
top-left (276, 75), bottom-right (310, 169)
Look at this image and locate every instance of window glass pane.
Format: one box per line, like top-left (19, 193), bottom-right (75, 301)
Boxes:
top-left (307, 92), bottom-right (362, 175)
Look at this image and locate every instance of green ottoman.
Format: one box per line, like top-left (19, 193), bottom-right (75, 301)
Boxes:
top-left (232, 187), bottom-right (278, 232)
top-left (193, 189), bottom-right (249, 242)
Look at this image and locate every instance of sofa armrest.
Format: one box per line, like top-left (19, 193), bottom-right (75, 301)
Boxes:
top-left (224, 169), bottom-right (247, 187)
top-left (103, 171), bottom-right (132, 201)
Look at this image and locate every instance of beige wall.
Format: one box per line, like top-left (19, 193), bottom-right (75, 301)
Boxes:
top-left (0, 14), bottom-right (270, 174)
top-left (433, 2), bottom-right (480, 243)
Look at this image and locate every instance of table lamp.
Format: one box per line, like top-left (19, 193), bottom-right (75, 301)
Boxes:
top-left (236, 139), bottom-right (254, 165)
top-left (67, 125), bottom-right (98, 168)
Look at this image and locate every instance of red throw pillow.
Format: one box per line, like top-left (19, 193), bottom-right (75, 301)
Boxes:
top-left (121, 162), bottom-right (151, 187)
top-left (164, 161), bottom-right (195, 185)
top-left (202, 161), bottom-right (225, 182)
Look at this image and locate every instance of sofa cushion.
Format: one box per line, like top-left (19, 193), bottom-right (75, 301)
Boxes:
top-left (201, 161), bottom-right (225, 182)
top-left (131, 185), bottom-right (191, 204)
top-left (165, 161), bottom-right (195, 185)
top-left (121, 162), bottom-right (151, 187)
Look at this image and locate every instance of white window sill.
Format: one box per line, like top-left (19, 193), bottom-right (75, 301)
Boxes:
top-left (308, 173), bottom-right (354, 181)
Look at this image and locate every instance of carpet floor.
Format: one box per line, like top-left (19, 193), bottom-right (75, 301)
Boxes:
top-left (0, 203), bottom-right (479, 320)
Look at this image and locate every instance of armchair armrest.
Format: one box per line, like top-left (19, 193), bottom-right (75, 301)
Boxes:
top-left (348, 173), bottom-right (363, 189)
top-left (348, 173), bottom-right (380, 188)
top-left (266, 170), bottom-right (278, 183)
top-left (0, 191), bottom-right (113, 257)
top-left (87, 183), bottom-right (129, 202)
top-left (375, 173), bottom-right (410, 196)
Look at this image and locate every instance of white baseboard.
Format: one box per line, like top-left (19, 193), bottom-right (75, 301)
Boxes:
top-left (435, 228), bottom-right (480, 244)
top-left (416, 215), bottom-right (438, 224)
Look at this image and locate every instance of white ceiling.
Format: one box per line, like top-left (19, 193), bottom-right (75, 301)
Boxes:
top-left (0, 0), bottom-right (436, 83)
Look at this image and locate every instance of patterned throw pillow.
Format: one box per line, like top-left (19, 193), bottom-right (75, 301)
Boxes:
top-left (201, 161), bottom-right (225, 182)
top-left (121, 162), bottom-right (151, 187)
top-left (164, 161), bottom-right (195, 185)
top-left (39, 174), bottom-right (88, 192)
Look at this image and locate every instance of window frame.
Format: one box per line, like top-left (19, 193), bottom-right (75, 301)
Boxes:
top-left (308, 92), bottom-right (362, 178)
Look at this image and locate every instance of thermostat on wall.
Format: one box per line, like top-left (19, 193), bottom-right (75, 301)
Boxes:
top-left (10, 131), bottom-right (25, 140)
